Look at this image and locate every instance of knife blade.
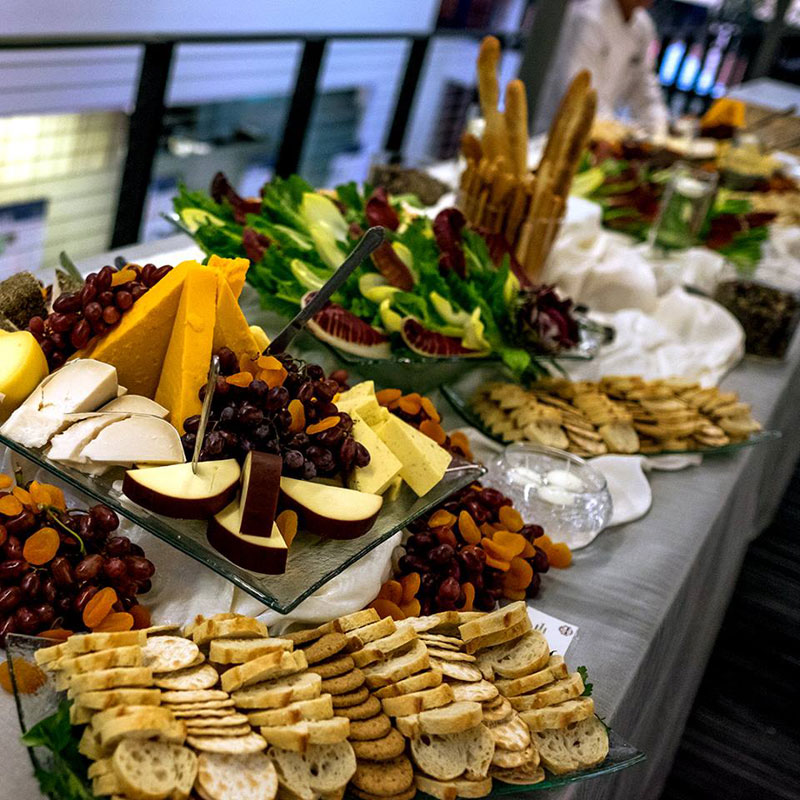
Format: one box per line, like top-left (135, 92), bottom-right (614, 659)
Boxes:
top-left (264, 225), bottom-right (385, 355)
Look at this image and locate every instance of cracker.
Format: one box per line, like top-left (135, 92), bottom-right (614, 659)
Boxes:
top-left (161, 689), bottom-right (229, 704)
top-left (320, 668), bottom-right (365, 695)
top-left (350, 728), bottom-right (407, 761)
top-left (330, 686), bottom-right (369, 708)
top-left (143, 636), bottom-right (201, 673)
top-left (306, 654), bottom-right (354, 679)
top-left (348, 713), bottom-right (392, 741)
top-left (183, 713), bottom-right (249, 728)
top-left (334, 695), bottom-right (381, 720)
top-left (153, 663), bottom-right (219, 691)
top-left (186, 733), bottom-right (267, 754)
top-left (186, 724), bottom-right (251, 737)
top-left (352, 756), bottom-right (413, 796)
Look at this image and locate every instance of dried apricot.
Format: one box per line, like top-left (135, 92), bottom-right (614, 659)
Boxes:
top-left (419, 420), bottom-right (447, 445)
top-left (368, 598), bottom-right (406, 621)
top-left (484, 554), bottom-right (511, 571)
top-left (92, 612), bottom-right (134, 632)
top-left (376, 389), bottom-right (402, 406)
top-left (0, 495), bottom-right (23, 516)
top-left (546, 542), bottom-right (572, 568)
top-left (306, 416), bottom-right (340, 435)
top-left (399, 598), bottom-right (421, 617)
top-left (129, 606), bottom-right (152, 630)
top-left (28, 481), bottom-right (53, 508)
top-left (0, 659), bottom-right (46, 695)
top-left (492, 531), bottom-right (527, 558)
top-left (0, 474), bottom-right (12, 490)
top-left (431, 526), bottom-right (458, 548)
top-left (428, 509), bottom-right (456, 528)
top-left (45, 485), bottom-right (66, 511)
top-left (458, 511), bottom-right (481, 545)
top-left (448, 431), bottom-right (473, 461)
top-left (481, 536), bottom-right (522, 562)
top-left (37, 628), bottom-right (73, 642)
top-left (226, 371), bottom-right (253, 388)
top-left (377, 580), bottom-right (403, 605)
top-left (22, 527), bottom-right (60, 565)
top-left (397, 396), bottom-right (422, 416)
top-left (257, 355), bottom-right (284, 371)
top-left (520, 539), bottom-right (536, 559)
top-left (480, 522), bottom-right (497, 538)
top-left (400, 573), bottom-right (421, 605)
top-left (498, 506), bottom-right (524, 532)
top-left (420, 397), bottom-right (441, 423)
top-left (12, 487), bottom-right (33, 507)
top-left (507, 557), bottom-right (534, 589)
top-left (82, 587), bottom-right (117, 629)
top-left (258, 367), bottom-right (288, 388)
top-left (111, 266), bottom-right (138, 286)
top-left (276, 510), bottom-right (299, 547)
top-left (502, 588), bottom-right (527, 601)
top-left (459, 582), bottom-right (475, 611)
top-left (288, 399), bottom-right (306, 434)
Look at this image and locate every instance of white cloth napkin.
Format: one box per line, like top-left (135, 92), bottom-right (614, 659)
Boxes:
top-left (590, 455), bottom-right (651, 527)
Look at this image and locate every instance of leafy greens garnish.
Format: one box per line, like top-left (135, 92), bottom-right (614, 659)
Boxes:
top-left (577, 665), bottom-right (593, 697)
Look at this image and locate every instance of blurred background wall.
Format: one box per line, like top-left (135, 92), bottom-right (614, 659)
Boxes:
top-left (0, 0), bottom-right (797, 275)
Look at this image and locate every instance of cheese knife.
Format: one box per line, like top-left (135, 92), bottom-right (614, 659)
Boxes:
top-left (264, 225), bottom-right (385, 355)
top-left (191, 354), bottom-right (220, 474)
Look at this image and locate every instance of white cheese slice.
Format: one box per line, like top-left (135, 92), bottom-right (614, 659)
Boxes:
top-left (49, 413), bottom-right (130, 462)
top-left (347, 411), bottom-right (403, 495)
top-left (98, 395), bottom-right (169, 418)
top-left (376, 415), bottom-right (452, 497)
top-left (79, 416), bottom-right (185, 465)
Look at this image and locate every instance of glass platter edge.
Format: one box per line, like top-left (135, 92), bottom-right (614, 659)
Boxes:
top-left (441, 384), bottom-right (782, 459)
top-left (8, 634), bottom-right (646, 798)
top-left (0, 434), bottom-right (484, 615)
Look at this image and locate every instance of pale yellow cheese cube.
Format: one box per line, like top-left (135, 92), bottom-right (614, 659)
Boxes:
top-left (348, 412), bottom-right (403, 495)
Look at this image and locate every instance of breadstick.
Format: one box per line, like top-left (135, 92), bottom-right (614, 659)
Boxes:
top-left (504, 179), bottom-right (533, 247)
top-left (504, 79), bottom-right (529, 179)
top-left (474, 161), bottom-right (498, 228)
top-left (553, 88), bottom-right (597, 199)
top-left (539, 70), bottom-right (591, 177)
top-left (477, 36), bottom-right (501, 118)
top-left (460, 131), bottom-right (483, 163)
top-left (487, 167), bottom-right (515, 233)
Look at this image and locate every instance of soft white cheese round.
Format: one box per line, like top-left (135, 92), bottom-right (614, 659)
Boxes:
top-left (537, 485), bottom-right (577, 506)
top-left (545, 469), bottom-right (584, 492)
top-left (508, 466), bottom-right (543, 487)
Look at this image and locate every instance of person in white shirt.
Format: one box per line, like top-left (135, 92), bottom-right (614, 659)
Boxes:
top-left (535, 0), bottom-right (669, 136)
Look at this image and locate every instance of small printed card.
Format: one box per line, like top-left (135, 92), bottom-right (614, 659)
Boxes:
top-left (527, 607), bottom-right (579, 656)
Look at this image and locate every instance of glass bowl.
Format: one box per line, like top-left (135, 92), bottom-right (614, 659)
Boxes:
top-left (484, 443), bottom-right (613, 550)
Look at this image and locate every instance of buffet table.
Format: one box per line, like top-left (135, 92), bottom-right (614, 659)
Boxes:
top-left (5, 233), bottom-right (800, 800)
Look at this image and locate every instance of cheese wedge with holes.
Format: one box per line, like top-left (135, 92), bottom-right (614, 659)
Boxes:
top-left (347, 411), bottom-right (402, 495)
top-left (155, 266), bottom-right (217, 432)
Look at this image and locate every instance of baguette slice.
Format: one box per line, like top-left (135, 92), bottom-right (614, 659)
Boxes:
top-left (475, 631), bottom-right (549, 680)
top-left (450, 680), bottom-right (498, 704)
top-left (68, 666), bottom-right (153, 697)
top-left (196, 752), bottom-right (278, 800)
top-left (259, 717), bottom-right (350, 753)
top-left (35, 641), bottom-right (69, 666)
top-left (93, 772), bottom-right (121, 796)
top-left (410, 723), bottom-right (494, 782)
top-left (463, 618), bottom-right (532, 654)
top-left (87, 758), bottom-right (112, 779)
top-left (458, 602), bottom-right (527, 642)
top-left (173, 746), bottom-right (201, 800)
top-left (79, 726), bottom-right (105, 760)
top-left (414, 775), bottom-right (492, 800)
top-left (111, 739), bottom-right (187, 800)
top-left (362, 640), bottom-right (430, 688)
top-left (54, 645), bottom-right (142, 676)
top-left (231, 671), bottom-right (321, 709)
top-left (396, 701), bottom-right (483, 738)
top-left (332, 609), bottom-right (380, 633)
top-left (77, 687), bottom-right (162, 710)
top-left (508, 673), bottom-right (584, 711)
top-left (92, 704), bottom-right (166, 731)
top-left (246, 695), bottom-right (333, 727)
top-left (64, 630), bottom-right (146, 654)
top-left (210, 637), bottom-right (293, 664)
top-left (192, 617), bottom-right (268, 645)
top-left (532, 715), bottom-right (608, 775)
top-left (495, 655), bottom-right (567, 697)
top-left (520, 697), bottom-right (595, 732)
top-left (98, 707), bottom-right (183, 749)
top-left (381, 683), bottom-right (454, 717)
top-left (222, 650), bottom-right (305, 693)
top-left (374, 668), bottom-right (443, 699)
top-left (343, 617), bottom-right (396, 651)
top-left (268, 741), bottom-right (355, 797)
top-left (351, 625), bottom-right (417, 668)
top-left (70, 704), bottom-right (94, 725)
top-left (285, 621), bottom-right (335, 646)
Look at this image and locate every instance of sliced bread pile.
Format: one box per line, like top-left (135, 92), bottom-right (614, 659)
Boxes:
top-left (462, 602), bottom-right (608, 778)
top-left (36, 628), bottom-right (199, 800)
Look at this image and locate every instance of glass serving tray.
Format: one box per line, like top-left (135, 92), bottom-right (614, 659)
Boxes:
top-left (8, 634), bottom-right (646, 798)
top-left (0, 433), bottom-right (484, 614)
top-left (440, 369), bottom-right (782, 459)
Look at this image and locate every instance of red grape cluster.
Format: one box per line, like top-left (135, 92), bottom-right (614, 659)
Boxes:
top-left (28, 263), bottom-right (173, 369)
top-left (181, 350), bottom-right (369, 481)
top-left (0, 499), bottom-right (155, 646)
top-left (398, 484), bottom-right (548, 615)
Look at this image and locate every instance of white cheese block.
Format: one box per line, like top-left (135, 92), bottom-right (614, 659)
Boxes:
top-left (347, 411), bottom-right (402, 495)
top-left (79, 416), bottom-right (185, 465)
top-left (98, 395), bottom-right (169, 418)
top-left (0, 359), bottom-right (119, 448)
top-left (335, 381), bottom-right (389, 427)
top-left (376, 415), bottom-right (452, 497)
top-left (49, 414), bottom-right (130, 462)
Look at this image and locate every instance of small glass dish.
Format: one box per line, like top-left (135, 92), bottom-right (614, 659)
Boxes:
top-left (485, 444), bottom-right (613, 550)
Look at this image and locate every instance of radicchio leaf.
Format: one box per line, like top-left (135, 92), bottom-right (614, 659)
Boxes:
top-left (371, 242), bottom-right (414, 291)
top-left (211, 172), bottom-right (261, 224)
top-left (365, 187), bottom-right (400, 231)
top-left (433, 208), bottom-right (467, 278)
top-left (242, 227), bottom-right (271, 263)
top-left (517, 285), bottom-right (579, 353)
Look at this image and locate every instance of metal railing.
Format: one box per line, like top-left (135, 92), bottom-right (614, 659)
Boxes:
top-left (0, 30), bottom-right (523, 248)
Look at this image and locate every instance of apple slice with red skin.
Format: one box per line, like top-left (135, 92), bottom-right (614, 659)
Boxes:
top-left (207, 500), bottom-right (288, 574)
top-left (279, 476), bottom-right (383, 540)
top-left (240, 451), bottom-right (282, 537)
top-left (122, 459), bottom-right (241, 519)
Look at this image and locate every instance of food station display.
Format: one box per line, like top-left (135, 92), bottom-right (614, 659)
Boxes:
top-left (2, 35), bottom-right (800, 800)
